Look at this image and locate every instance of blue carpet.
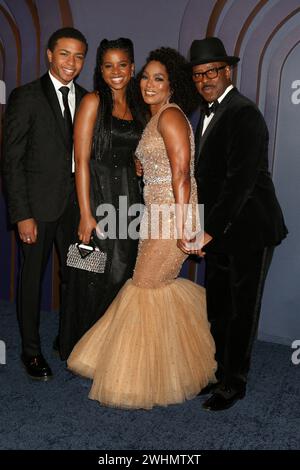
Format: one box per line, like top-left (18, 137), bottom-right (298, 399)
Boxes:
top-left (0, 300), bottom-right (299, 450)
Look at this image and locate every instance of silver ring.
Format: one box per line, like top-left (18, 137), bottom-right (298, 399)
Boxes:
top-left (26, 237), bottom-right (31, 241)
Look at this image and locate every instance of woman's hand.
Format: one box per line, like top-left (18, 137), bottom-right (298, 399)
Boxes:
top-left (177, 237), bottom-right (190, 254)
top-left (78, 215), bottom-right (97, 244)
top-left (134, 157), bottom-right (143, 177)
top-left (177, 231), bottom-right (213, 257)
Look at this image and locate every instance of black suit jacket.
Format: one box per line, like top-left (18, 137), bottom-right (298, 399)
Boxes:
top-left (2, 73), bottom-right (87, 224)
top-left (194, 87), bottom-right (287, 253)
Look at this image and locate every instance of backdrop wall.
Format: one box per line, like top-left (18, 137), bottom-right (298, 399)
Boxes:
top-left (0, 0), bottom-right (299, 346)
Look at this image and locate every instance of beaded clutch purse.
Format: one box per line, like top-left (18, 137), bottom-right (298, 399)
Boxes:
top-left (66, 241), bottom-right (107, 274)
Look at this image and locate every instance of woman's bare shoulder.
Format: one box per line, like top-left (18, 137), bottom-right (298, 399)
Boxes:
top-left (80, 91), bottom-right (100, 108)
top-left (158, 106), bottom-right (189, 132)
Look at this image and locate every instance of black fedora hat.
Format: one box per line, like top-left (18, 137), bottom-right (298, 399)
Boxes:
top-left (190, 37), bottom-right (240, 66)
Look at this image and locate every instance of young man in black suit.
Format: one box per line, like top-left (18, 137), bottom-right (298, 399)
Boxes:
top-left (186, 37), bottom-right (287, 410)
top-left (3, 27), bottom-right (88, 380)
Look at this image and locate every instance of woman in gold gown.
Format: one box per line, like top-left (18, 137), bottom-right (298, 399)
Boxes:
top-left (68, 47), bottom-right (217, 409)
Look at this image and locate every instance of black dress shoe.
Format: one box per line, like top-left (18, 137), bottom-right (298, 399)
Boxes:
top-left (197, 382), bottom-right (220, 396)
top-left (202, 386), bottom-right (246, 411)
top-left (21, 354), bottom-right (53, 381)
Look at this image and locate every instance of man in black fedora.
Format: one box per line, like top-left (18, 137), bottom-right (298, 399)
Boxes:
top-left (186, 37), bottom-right (287, 410)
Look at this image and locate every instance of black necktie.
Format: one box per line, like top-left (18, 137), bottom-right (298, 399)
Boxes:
top-left (204, 100), bottom-right (219, 117)
top-left (59, 86), bottom-right (73, 152)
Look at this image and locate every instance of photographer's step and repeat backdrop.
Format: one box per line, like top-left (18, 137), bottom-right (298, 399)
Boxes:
top-left (0, 0), bottom-right (299, 345)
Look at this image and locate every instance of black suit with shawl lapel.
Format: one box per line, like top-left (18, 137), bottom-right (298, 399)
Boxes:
top-left (194, 87), bottom-right (287, 391)
top-left (3, 73), bottom-right (87, 357)
top-left (195, 87), bottom-right (287, 253)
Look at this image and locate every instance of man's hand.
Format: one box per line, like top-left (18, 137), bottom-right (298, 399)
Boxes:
top-left (195, 231), bottom-right (213, 257)
top-left (134, 158), bottom-right (143, 177)
top-left (17, 218), bottom-right (38, 244)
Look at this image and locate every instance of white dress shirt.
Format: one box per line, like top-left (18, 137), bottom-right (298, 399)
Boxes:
top-left (48, 71), bottom-right (76, 171)
top-left (202, 84), bottom-right (234, 135)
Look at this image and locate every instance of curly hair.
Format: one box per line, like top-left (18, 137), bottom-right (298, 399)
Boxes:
top-left (137, 47), bottom-right (199, 116)
top-left (93, 38), bottom-right (146, 161)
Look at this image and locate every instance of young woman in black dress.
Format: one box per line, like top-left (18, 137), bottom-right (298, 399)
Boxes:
top-left (60, 38), bottom-right (145, 359)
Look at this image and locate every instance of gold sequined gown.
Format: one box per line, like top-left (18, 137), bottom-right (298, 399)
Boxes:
top-left (67, 104), bottom-right (217, 409)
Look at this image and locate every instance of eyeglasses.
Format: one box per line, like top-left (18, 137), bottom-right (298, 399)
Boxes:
top-left (192, 65), bottom-right (227, 82)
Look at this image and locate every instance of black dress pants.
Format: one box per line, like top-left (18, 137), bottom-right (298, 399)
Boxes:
top-left (205, 246), bottom-right (274, 389)
top-left (18, 188), bottom-right (76, 357)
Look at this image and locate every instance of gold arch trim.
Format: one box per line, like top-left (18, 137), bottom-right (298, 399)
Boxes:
top-left (26, 0), bottom-right (41, 78)
top-left (271, 40), bottom-right (300, 173)
top-left (232, 0), bottom-right (269, 85)
top-left (0, 5), bottom-right (21, 86)
top-left (206, 0), bottom-right (228, 37)
top-left (256, 7), bottom-right (300, 103)
top-left (58, 0), bottom-right (74, 27)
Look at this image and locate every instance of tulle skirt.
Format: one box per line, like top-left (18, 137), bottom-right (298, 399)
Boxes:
top-left (67, 277), bottom-right (217, 409)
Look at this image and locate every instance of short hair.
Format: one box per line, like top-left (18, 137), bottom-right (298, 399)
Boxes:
top-left (138, 47), bottom-right (199, 116)
top-left (47, 27), bottom-right (88, 54)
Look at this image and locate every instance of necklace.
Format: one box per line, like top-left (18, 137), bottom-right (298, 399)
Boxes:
top-left (112, 98), bottom-right (128, 120)
top-left (121, 104), bottom-right (128, 120)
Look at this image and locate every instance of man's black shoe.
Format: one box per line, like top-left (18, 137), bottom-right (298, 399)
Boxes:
top-left (202, 385), bottom-right (245, 411)
top-left (197, 382), bottom-right (220, 396)
top-left (21, 354), bottom-right (53, 381)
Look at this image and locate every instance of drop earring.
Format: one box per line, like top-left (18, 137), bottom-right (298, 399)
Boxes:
top-left (166, 92), bottom-right (172, 104)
